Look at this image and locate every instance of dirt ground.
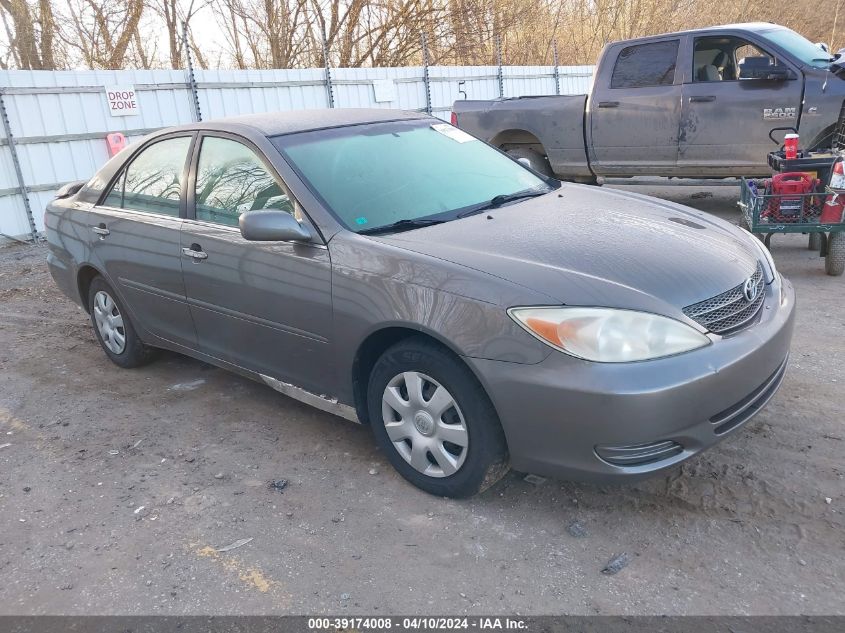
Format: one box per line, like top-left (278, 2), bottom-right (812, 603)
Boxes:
top-left (0, 183), bottom-right (843, 616)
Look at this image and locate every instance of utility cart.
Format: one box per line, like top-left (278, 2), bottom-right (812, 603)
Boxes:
top-left (737, 125), bottom-right (845, 276)
top-left (738, 177), bottom-right (845, 276)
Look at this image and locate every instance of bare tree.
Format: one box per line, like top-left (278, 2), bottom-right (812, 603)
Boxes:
top-left (57, 0), bottom-right (147, 69)
top-left (212, 0), bottom-right (312, 68)
top-left (152, 0), bottom-right (208, 68)
top-left (0, 0), bottom-right (58, 69)
top-left (2, 0), bottom-right (841, 70)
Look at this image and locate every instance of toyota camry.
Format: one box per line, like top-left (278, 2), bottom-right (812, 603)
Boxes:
top-left (45, 109), bottom-right (795, 497)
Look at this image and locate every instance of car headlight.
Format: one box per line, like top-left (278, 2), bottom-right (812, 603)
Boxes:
top-left (508, 307), bottom-right (710, 363)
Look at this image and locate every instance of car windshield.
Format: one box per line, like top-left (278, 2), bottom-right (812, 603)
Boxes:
top-left (273, 119), bottom-right (552, 233)
top-left (760, 27), bottom-right (833, 68)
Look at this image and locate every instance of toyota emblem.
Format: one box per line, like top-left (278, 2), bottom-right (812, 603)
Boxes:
top-left (743, 277), bottom-right (758, 302)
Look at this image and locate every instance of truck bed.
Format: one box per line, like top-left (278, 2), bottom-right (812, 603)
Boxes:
top-left (452, 95), bottom-right (592, 180)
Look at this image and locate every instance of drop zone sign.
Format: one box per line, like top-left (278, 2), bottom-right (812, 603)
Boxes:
top-left (105, 86), bottom-right (139, 116)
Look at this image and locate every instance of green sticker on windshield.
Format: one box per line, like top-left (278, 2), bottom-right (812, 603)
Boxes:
top-left (355, 217), bottom-right (368, 225)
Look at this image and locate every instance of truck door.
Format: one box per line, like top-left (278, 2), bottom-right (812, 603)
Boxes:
top-left (679, 35), bottom-right (803, 176)
top-left (588, 38), bottom-right (682, 175)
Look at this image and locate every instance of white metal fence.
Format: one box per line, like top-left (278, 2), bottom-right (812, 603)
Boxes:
top-left (0, 64), bottom-right (594, 241)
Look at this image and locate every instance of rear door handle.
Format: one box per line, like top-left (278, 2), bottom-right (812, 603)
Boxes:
top-left (182, 246), bottom-right (208, 261)
top-left (598, 101), bottom-right (619, 108)
top-left (689, 95), bottom-right (716, 103)
top-left (92, 224), bottom-right (110, 237)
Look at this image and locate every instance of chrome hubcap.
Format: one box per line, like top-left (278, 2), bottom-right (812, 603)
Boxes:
top-left (93, 290), bottom-right (126, 354)
top-left (381, 372), bottom-right (468, 478)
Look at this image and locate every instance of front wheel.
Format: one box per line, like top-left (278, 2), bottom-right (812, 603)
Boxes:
top-left (367, 338), bottom-right (509, 497)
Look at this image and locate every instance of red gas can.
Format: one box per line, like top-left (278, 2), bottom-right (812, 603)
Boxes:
top-left (765, 172), bottom-right (815, 222)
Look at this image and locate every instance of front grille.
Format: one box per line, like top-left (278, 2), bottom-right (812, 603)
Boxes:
top-left (709, 358), bottom-right (788, 435)
top-left (595, 440), bottom-right (684, 467)
top-left (682, 262), bottom-right (765, 335)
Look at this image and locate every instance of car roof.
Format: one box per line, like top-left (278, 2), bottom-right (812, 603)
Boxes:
top-left (168, 108), bottom-right (430, 138)
top-left (607, 22), bottom-right (785, 46)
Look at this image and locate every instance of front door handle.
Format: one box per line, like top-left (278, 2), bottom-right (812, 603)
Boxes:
top-left (182, 246), bottom-right (208, 261)
top-left (92, 223), bottom-right (110, 238)
top-left (689, 95), bottom-right (716, 103)
top-left (598, 101), bottom-right (619, 108)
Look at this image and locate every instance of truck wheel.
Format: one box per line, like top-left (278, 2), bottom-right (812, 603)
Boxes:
top-left (808, 233), bottom-right (822, 251)
top-left (505, 147), bottom-right (553, 178)
top-left (367, 337), bottom-right (509, 498)
top-left (825, 232), bottom-right (845, 276)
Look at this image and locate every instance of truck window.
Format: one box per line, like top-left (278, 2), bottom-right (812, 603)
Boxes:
top-left (610, 40), bottom-right (679, 89)
top-left (693, 36), bottom-right (773, 82)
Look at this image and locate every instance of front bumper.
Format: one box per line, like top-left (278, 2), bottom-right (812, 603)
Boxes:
top-left (466, 275), bottom-right (796, 482)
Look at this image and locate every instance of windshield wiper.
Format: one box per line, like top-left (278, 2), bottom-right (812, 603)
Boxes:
top-left (357, 218), bottom-right (446, 236)
top-left (457, 188), bottom-right (551, 218)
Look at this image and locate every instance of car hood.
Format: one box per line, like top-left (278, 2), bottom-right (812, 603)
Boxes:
top-left (376, 183), bottom-right (761, 319)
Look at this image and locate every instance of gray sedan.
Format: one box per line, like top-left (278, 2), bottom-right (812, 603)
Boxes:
top-left (45, 109), bottom-right (795, 497)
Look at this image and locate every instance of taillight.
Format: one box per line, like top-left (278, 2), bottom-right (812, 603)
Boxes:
top-left (450, 111), bottom-right (458, 127)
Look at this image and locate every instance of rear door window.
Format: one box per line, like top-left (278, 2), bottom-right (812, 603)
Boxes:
top-left (103, 136), bottom-right (191, 216)
top-left (194, 136), bottom-right (293, 227)
top-left (610, 40), bottom-right (680, 88)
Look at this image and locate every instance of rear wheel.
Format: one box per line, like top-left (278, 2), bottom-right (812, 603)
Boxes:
top-left (809, 233), bottom-right (822, 251)
top-left (504, 146), bottom-right (553, 178)
top-left (88, 277), bottom-right (158, 368)
top-left (825, 232), bottom-right (845, 276)
top-left (367, 338), bottom-right (509, 497)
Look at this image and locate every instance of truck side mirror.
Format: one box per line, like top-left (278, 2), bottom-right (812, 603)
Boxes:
top-left (739, 57), bottom-right (794, 81)
top-left (763, 65), bottom-right (794, 81)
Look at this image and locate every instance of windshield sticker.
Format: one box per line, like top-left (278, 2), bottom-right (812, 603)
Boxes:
top-left (431, 123), bottom-right (477, 143)
top-left (354, 217), bottom-right (368, 225)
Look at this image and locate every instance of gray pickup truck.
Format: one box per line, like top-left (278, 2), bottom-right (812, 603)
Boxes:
top-left (452, 23), bottom-right (845, 182)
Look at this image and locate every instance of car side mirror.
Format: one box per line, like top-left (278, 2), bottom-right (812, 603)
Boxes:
top-left (239, 210), bottom-right (312, 242)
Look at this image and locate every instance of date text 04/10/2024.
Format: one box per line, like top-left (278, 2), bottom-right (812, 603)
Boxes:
top-left (306, 617), bottom-right (528, 630)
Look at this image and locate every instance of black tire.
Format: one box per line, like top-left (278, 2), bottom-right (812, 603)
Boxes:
top-left (504, 146), bottom-right (553, 178)
top-left (825, 232), bottom-right (845, 276)
top-left (88, 276), bottom-right (158, 368)
top-left (808, 232), bottom-right (822, 251)
top-left (367, 337), bottom-right (509, 498)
